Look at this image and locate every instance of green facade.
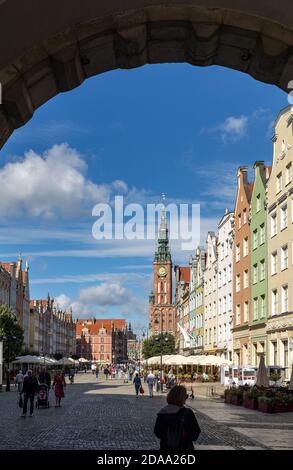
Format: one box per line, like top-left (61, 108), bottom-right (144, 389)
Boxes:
top-left (250, 162), bottom-right (269, 357)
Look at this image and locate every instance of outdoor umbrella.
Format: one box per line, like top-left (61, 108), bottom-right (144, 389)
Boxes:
top-left (255, 355), bottom-right (269, 387)
top-left (288, 364), bottom-right (293, 391)
top-left (78, 358), bottom-right (89, 363)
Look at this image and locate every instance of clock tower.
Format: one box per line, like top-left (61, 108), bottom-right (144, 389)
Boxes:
top-left (149, 195), bottom-right (175, 336)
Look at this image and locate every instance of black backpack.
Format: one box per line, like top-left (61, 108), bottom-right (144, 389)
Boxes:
top-left (165, 409), bottom-right (186, 451)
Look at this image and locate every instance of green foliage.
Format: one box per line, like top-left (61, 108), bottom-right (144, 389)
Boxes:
top-left (0, 304), bottom-right (24, 362)
top-left (53, 353), bottom-right (63, 360)
top-left (71, 354), bottom-right (80, 360)
top-left (142, 333), bottom-right (175, 359)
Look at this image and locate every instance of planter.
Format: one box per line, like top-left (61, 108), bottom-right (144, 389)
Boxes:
top-left (244, 398), bottom-right (258, 410)
top-left (274, 403), bottom-right (292, 413)
top-left (258, 401), bottom-right (275, 413)
top-left (230, 395), bottom-right (242, 406)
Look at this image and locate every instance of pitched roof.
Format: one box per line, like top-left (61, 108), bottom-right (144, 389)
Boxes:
top-left (76, 319), bottom-right (127, 335)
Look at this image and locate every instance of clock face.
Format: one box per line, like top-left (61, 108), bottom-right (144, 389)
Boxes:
top-left (158, 266), bottom-right (167, 277)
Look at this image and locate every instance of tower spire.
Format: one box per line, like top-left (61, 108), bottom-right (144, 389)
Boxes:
top-left (154, 194), bottom-right (171, 263)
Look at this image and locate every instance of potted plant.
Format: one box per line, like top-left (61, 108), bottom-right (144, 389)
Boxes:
top-left (244, 386), bottom-right (259, 410)
top-left (274, 393), bottom-right (293, 413)
top-left (224, 388), bottom-right (232, 404)
top-left (258, 396), bottom-right (275, 413)
top-left (230, 387), bottom-right (243, 406)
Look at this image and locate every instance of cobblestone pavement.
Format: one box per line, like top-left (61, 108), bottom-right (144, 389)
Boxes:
top-left (0, 374), bottom-right (292, 450)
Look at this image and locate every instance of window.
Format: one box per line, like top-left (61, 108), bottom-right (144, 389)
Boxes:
top-left (223, 268), bottom-right (227, 285)
top-left (260, 260), bottom-right (265, 281)
top-left (209, 328), bottom-right (211, 344)
top-left (238, 213), bottom-right (242, 229)
top-left (272, 289), bottom-right (278, 316)
top-left (271, 212), bottom-right (277, 237)
top-left (282, 285), bottom-right (288, 312)
top-left (260, 295), bottom-right (266, 318)
top-left (253, 298), bottom-right (258, 320)
top-left (281, 245), bottom-right (288, 270)
top-left (228, 293), bottom-right (232, 311)
top-left (271, 251), bottom-right (278, 276)
top-left (244, 301), bottom-right (249, 322)
top-left (286, 162), bottom-right (292, 185)
top-left (213, 301), bottom-right (216, 317)
top-left (222, 296), bottom-right (225, 313)
top-left (243, 209), bottom-right (247, 224)
top-left (256, 194), bottom-right (261, 212)
top-left (236, 244), bottom-right (240, 262)
top-left (221, 243), bottom-right (224, 260)
top-left (253, 229), bottom-right (258, 250)
top-left (218, 272), bottom-right (221, 288)
top-left (236, 305), bottom-right (240, 325)
top-left (228, 264), bottom-right (232, 282)
top-left (213, 327), bottom-right (216, 344)
top-left (281, 204), bottom-right (288, 230)
top-left (260, 224), bottom-right (265, 245)
top-left (253, 264), bottom-right (258, 284)
top-left (243, 237), bottom-right (248, 257)
top-left (276, 172), bottom-right (282, 194)
top-left (236, 274), bottom-right (240, 292)
top-left (244, 270), bottom-right (249, 289)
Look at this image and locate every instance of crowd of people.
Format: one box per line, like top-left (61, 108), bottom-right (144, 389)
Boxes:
top-left (15, 367), bottom-right (68, 417)
top-left (13, 362), bottom-right (201, 452)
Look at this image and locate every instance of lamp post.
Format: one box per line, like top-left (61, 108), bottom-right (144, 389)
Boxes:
top-left (154, 318), bottom-right (168, 392)
top-left (1, 333), bottom-right (16, 392)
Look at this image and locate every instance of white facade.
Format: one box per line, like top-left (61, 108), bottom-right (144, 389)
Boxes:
top-left (204, 232), bottom-right (218, 354)
top-left (217, 210), bottom-right (234, 361)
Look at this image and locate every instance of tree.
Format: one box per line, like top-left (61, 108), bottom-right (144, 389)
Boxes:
top-left (0, 304), bottom-right (24, 363)
top-left (53, 353), bottom-right (63, 360)
top-left (71, 354), bottom-right (80, 360)
top-left (142, 333), bottom-right (175, 359)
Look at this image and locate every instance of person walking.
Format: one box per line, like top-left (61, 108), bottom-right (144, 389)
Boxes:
top-left (104, 366), bottom-right (110, 380)
top-left (21, 370), bottom-right (38, 417)
top-left (38, 367), bottom-right (51, 388)
top-left (15, 370), bottom-right (24, 393)
top-left (52, 371), bottom-right (66, 407)
top-left (95, 366), bottom-right (99, 380)
top-left (133, 372), bottom-right (142, 398)
top-left (111, 366), bottom-right (116, 379)
top-left (146, 371), bottom-right (155, 398)
top-left (154, 385), bottom-right (201, 452)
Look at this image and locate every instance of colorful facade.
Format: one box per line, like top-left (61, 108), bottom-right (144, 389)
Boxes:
top-left (233, 167), bottom-right (254, 366)
top-left (204, 232), bottom-right (218, 355)
top-left (267, 106), bottom-right (293, 380)
top-left (217, 210), bottom-right (234, 361)
top-left (250, 162), bottom-right (271, 365)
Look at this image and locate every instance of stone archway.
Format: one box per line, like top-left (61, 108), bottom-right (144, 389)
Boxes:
top-left (1, 0), bottom-right (293, 150)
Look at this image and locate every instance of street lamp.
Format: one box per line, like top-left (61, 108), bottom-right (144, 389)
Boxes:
top-left (154, 318), bottom-right (168, 392)
top-left (1, 333), bottom-right (17, 392)
top-left (142, 327), bottom-right (149, 371)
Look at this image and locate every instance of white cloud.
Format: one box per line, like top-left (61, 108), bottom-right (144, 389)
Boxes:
top-left (218, 115), bottom-right (248, 143)
top-left (0, 143), bottom-right (127, 219)
top-left (78, 282), bottom-right (130, 306)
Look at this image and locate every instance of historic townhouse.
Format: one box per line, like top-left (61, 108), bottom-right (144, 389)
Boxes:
top-left (30, 296), bottom-right (76, 356)
top-left (149, 198), bottom-right (175, 336)
top-left (174, 266), bottom-right (190, 354)
top-left (0, 259), bottom-right (30, 349)
top-left (0, 265), bottom-right (10, 306)
top-left (267, 106), bottom-right (293, 380)
top-left (217, 210), bottom-right (234, 361)
top-left (189, 247), bottom-right (206, 353)
top-left (76, 319), bottom-right (127, 363)
top-left (233, 167), bottom-right (254, 366)
top-left (250, 162), bottom-right (271, 365)
top-left (204, 232), bottom-right (218, 355)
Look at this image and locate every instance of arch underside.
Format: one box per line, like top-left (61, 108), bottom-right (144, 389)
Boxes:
top-left (1, 4), bottom-right (293, 149)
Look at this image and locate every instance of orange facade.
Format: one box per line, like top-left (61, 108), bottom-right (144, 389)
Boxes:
top-left (233, 167), bottom-right (254, 365)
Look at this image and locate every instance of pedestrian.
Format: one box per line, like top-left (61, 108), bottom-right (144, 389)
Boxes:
top-left (52, 371), bottom-right (66, 407)
top-left (38, 367), bottom-right (51, 388)
top-left (111, 366), bottom-right (116, 379)
top-left (21, 370), bottom-right (38, 417)
top-left (146, 371), bottom-right (155, 398)
top-left (95, 366), bottom-right (99, 380)
top-left (91, 363), bottom-right (96, 375)
top-left (154, 385), bottom-right (201, 452)
top-left (104, 366), bottom-right (110, 380)
top-left (133, 372), bottom-right (142, 398)
top-left (15, 369), bottom-right (24, 393)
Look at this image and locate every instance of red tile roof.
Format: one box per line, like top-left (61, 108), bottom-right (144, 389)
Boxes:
top-left (178, 267), bottom-right (190, 283)
top-left (76, 319), bottom-right (126, 335)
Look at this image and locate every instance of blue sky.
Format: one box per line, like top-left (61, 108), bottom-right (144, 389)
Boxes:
top-left (0, 64), bottom-right (287, 331)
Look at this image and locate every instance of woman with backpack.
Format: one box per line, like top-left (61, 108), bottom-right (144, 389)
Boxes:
top-left (154, 385), bottom-right (201, 452)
